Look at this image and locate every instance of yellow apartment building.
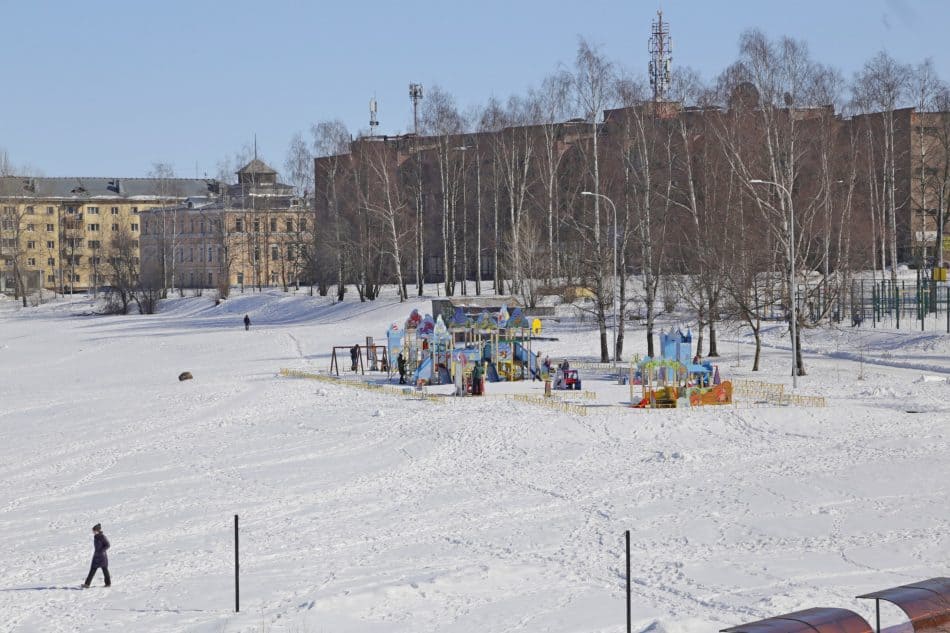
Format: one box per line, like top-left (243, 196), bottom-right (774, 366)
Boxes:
top-left (0, 175), bottom-right (211, 295)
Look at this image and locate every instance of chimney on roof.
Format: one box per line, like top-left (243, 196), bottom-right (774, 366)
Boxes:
top-left (108, 179), bottom-right (121, 194)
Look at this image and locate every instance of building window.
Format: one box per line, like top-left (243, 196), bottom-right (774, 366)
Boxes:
top-left (270, 245), bottom-right (278, 260)
top-left (111, 207), bottom-right (119, 215)
top-left (2, 206), bottom-right (13, 213)
top-left (48, 274), bottom-right (55, 282)
top-left (189, 271), bottom-right (194, 286)
top-left (47, 257), bottom-right (55, 266)
top-left (87, 206), bottom-right (99, 215)
top-left (207, 246), bottom-right (213, 262)
top-left (188, 248), bottom-right (194, 262)
top-left (300, 219), bottom-right (307, 231)
top-left (131, 207), bottom-right (139, 214)
top-left (287, 244), bottom-right (295, 260)
top-left (88, 223), bottom-right (100, 232)
top-left (235, 219), bottom-right (244, 232)
top-left (27, 240), bottom-right (35, 249)
top-left (253, 246), bottom-right (260, 261)
top-left (89, 240), bottom-right (100, 249)
top-left (236, 272), bottom-right (244, 285)
top-left (131, 223), bottom-right (139, 231)
top-left (285, 220), bottom-right (293, 232)
top-left (26, 223), bottom-right (34, 232)
top-left (67, 206), bottom-right (76, 214)
top-left (26, 206), bottom-right (34, 215)
top-left (46, 240), bottom-right (54, 249)
top-left (27, 257), bottom-right (36, 266)
top-left (46, 206), bottom-right (54, 215)
top-left (253, 219), bottom-right (261, 232)
top-left (208, 272), bottom-right (213, 286)
top-left (46, 224), bottom-right (55, 232)
top-left (270, 218), bottom-right (277, 232)
top-left (91, 256), bottom-right (101, 266)
top-left (111, 223), bottom-right (119, 231)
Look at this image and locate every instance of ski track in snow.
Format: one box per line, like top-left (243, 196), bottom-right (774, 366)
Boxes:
top-left (0, 289), bottom-right (947, 632)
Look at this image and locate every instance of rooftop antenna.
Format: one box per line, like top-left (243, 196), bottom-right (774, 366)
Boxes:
top-left (369, 96), bottom-right (379, 137)
top-left (409, 83), bottom-right (424, 135)
top-left (648, 8), bottom-right (672, 101)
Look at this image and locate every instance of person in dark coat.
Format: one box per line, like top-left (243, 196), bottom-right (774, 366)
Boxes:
top-left (350, 344), bottom-right (360, 371)
top-left (397, 352), bottom-right (407, 384)
top-left (471, 362), bottom-right (483, 396)
top-left (83, 523), bottom-right (111, 588)
top-left (243, 314), bottom-right (251, 331)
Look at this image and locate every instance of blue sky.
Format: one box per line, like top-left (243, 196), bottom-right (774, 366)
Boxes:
top-left (1, 0), bottom-right (947, 178)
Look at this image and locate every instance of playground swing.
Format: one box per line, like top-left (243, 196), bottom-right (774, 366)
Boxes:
top-left (329, 345), bottom-right (366, 376)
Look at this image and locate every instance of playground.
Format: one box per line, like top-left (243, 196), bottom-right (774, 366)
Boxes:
top-left (317, 303), bottom-right (828, 412)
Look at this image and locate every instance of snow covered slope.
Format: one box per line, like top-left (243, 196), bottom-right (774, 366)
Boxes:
top-left (0, 290), bottom-right (946, 632)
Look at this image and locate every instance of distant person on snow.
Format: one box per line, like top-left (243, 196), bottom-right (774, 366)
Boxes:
top-left (243, 314), bottom-right (251, 331)
top-left (350, 344), bottom-right (360, 371)
top-left (83, 523), bottom-right (111, 588)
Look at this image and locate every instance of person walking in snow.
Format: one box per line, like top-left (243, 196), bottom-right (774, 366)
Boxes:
top-left (397, 352), bottom-right (407, 384)
top-left (350, 344), bottom-right (360, 372)
top-left (243, 314), bottom-right (251, 331)
top-left (83, 523), bottom-right (111, 588)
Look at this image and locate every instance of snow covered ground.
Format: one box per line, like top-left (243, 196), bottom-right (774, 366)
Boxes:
top-left (0, 288), bottom-right (947, 633)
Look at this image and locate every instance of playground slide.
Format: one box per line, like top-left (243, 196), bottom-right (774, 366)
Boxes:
top-left (413, 357), bottom-right (432, 384)
top-left (436, 365), bottom-right (451, 384)
top-left (513, 342), bottom-right (542, 380)
top-left (486, 363), bottom-right (501, 382)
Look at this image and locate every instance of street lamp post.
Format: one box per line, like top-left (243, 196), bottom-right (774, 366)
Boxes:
top-left (581, 191), bottom-right (619, 363)
top-left (750, 178), bottom-right (797, 389)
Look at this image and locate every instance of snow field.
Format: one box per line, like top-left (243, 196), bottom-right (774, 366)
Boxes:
top-left (0, 288), bottom-right (947, 632)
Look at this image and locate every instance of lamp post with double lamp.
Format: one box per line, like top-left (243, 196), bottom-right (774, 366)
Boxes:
top-left (749, 178), bottom-right (798, 389)
top-left (581, 190), bottom-right (619, 362)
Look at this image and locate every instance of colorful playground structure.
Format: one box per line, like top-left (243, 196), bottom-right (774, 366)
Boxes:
top-left (630, 328), bottom-right (732, 408)
top-left (383, 305), bottom-right (547, 393)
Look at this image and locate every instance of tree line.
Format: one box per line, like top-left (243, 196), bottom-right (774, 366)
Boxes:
top-left (288, 31), bottom-right (950, 369)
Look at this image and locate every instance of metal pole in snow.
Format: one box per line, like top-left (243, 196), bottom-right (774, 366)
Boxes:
top-left (625, 530), bottom-right (631, 633)
top-left (234, 514), bottom-right (240, 613)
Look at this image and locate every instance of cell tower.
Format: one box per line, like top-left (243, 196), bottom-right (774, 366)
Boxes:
top-left (409, 83), bottom-right (423, 135)
top-left (369, 97), bottom-right (379, 137)
top-left (648, 9), bottom-right (672, 101)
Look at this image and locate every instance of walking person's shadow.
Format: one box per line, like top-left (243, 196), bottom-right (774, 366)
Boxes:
top-left (0, 585), bottom-right (84, 591)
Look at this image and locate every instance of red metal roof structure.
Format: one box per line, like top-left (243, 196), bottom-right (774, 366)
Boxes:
top-left (857, 578), bottom-right (950, 633)
top-left (721, 608), bottom-right (875, 633)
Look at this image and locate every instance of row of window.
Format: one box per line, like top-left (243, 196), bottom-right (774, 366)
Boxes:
top-left (3, 206), bottom-right (139, 215)
top-left (233, 218), bottom-right (308, 233)
top-left (2, 222), bottom-right (138, 232)
top-left (27, 256), bottom-right (140, 267)
top-left (18, 239), bottom-right (130, 250)
top-left (141, 218), bottom-right (309, 236)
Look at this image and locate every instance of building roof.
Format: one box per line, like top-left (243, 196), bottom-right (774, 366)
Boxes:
top-left (0, 176), bottom-right (214, 201)
top-left (237, 159), bottom-right (277, 175)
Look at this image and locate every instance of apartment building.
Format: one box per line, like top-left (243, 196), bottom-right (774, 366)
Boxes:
top-left (0, 176), bottom-right (211, 294)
